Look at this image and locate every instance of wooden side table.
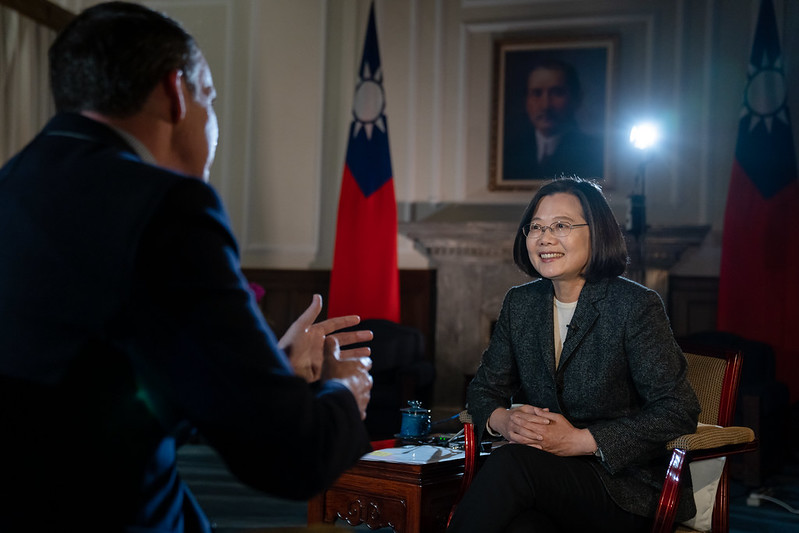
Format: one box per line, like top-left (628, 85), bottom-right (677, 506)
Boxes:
top-left (307, 452), bottom-right (468, 533)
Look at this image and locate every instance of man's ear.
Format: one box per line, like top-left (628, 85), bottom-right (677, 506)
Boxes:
top-left (164, 70), bottom-right (187, 123)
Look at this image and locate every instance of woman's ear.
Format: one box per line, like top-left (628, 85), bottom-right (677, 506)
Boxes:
top-left (164, 70), bottom-right (187, 123)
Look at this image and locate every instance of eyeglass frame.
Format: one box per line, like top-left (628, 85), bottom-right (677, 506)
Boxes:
top-left (523, 221), bottom-right (589, 238)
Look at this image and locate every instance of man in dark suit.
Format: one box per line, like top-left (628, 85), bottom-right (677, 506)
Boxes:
top-left (0, 2), bottom-right (373, 531)
top-left (502, 59), bottom-right (604, 181)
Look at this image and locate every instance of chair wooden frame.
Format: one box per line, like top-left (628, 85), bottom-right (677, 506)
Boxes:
top-left (651, 341), bottom-right (758, 533)
top-left (448, 341), bottom-right (758, 533)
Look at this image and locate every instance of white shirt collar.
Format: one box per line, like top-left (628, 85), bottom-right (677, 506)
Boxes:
top-left (108, 125), bottom-right (158, 165)
top-left (535, 130), bottom-right (562, 162)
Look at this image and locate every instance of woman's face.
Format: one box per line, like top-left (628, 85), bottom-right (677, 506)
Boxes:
top-left (526, 192), bottom-right (591, 286)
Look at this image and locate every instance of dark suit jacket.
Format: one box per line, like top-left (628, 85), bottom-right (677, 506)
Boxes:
top-left (0, 113), bottom-right (370, 532)
top-left (467, 277), bottom-right (700, 522)
top-left (502, 123), bottom-right (604, 181)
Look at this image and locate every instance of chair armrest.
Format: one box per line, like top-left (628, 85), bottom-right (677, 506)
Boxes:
top-left (447, 410), bottom-right (476, 528)
top-left (666, 425), bottom-right (755, 451)
top-left (652, 433), bottom-right (759, 533)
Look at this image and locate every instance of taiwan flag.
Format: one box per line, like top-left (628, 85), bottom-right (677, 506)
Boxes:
top-left (717, 0), bottom-right (799, 400)
top-left (328, 2), bottom-right (400, 322)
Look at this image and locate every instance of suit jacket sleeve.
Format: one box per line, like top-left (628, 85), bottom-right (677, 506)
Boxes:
top-left (466, 287), bottom-right (528, 443)
top-left (127, 178), bottom-right (370, 499)
top-left (586, 288), bottom-right (699, 475)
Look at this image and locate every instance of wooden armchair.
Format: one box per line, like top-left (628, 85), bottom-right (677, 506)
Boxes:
top-left (448, 341), bottom-right (758, 532)
top-left (653, 342), bottom-right (758, 533)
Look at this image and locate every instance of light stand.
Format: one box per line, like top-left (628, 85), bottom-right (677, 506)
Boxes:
top-left (626, 159), bottom-right (649, 283)
top-left (626, 123), bottom-right (659, 284)
top-left (626, 160), bottom-right (647, 238)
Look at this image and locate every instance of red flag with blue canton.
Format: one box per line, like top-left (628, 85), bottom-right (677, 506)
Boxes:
top-left (329, 2), bottom-right (400, 322)
top-left (717, 0), bottom-right (799, 400)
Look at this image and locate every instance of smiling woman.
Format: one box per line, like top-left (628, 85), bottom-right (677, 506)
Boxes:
top-left (449, 176), bottom-right (701, 533)
top-left (525, 193), bottom-right (591, 303)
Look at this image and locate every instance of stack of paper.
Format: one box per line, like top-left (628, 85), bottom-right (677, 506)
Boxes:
top-left (361, 445), bottom-right (465, 464)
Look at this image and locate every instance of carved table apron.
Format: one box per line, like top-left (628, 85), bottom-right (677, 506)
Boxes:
top-left (307, 454), bottom-right (467, 533)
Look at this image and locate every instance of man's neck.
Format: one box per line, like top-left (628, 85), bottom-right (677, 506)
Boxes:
top-left (80, 110), bottom-right (166, 167)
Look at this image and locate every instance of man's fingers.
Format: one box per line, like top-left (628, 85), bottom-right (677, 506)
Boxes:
top-left (339, 346), bottom-right (372, 361)
top-left (357, 356), bottom-right (372, 372)
top-left (336, 356), bottom-right (372, 373)
top-left (329, 330), bottom-right (373, 348)
top-left (293, 294), bottom-right (324, 330)
top-left (314, 314), bottom-right (361, 336)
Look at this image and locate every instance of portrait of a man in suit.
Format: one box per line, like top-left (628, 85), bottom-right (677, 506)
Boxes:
top-left (503, 59), bottom-right (603, 181)
top-left (491, 41), bottom-right (612, 189)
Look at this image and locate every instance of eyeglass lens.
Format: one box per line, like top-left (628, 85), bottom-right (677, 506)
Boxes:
top-left (525, 222), bottom-right (572, 237)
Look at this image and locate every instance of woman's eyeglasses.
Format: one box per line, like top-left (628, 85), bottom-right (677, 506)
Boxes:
top-left (523, 221), bottom-right (588, 239)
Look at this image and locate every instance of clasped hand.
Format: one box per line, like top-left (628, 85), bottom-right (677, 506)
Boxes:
top-left (489, 404), bottom-right (597, 457)
top-left (278, 294), bottom-right (373, 419)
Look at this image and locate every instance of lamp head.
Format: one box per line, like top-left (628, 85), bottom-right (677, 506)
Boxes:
top-left (629, 122), bottom-right (660, 151)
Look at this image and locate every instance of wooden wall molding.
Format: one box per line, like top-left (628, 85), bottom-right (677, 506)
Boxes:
top-left (0, 0), bottom-right (75, 31)
top-left (668, 275), bottom-right (719, 338)
top-left (242, 268), bottom-right (437, 363)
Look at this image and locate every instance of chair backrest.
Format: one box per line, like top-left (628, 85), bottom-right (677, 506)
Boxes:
top-left (340, 318), bottom-right (426, 373)
top-left (679, 340), bottom-right (744, 428)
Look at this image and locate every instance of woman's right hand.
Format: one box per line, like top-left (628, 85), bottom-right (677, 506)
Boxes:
top-left (490, 405), bottom-right (597, 456)
top-left (489, 404), bottom-right (550, 446)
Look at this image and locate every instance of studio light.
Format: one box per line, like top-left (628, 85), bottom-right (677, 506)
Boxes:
top-left (629, 122), bottom-right (660, 151)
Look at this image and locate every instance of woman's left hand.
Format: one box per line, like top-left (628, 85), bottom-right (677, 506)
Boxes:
top-left (521, 407), bottom-right (598, 457)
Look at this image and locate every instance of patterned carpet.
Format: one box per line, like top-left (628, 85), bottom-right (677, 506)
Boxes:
top-left (728, 456), bottom-right (799, 533)
top-left (177, 444), bottom-right (393, 532)
top-left (178, 444), bottom-right (799, 532)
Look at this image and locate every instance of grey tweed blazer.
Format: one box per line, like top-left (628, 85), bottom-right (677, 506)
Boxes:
top-left (467, 276), bottom-right (701, 521)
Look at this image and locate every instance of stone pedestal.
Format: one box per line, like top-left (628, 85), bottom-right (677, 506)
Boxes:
top-left (624, 225), bottom-right (711, 297)
top-left (401, 221), bottom-right (528, 415)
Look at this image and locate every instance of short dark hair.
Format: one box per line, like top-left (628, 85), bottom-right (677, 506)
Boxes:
top-left (49, 1), bottom-right (202, 117)
top-left (526, 58), bottom-right (583, 107)
top-left (512, 177), bottom-right (628, 281)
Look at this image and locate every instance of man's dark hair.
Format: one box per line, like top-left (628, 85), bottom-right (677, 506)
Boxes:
top-left (49, 1), bottom-right (202, 117)
top-left (512, 177), bottom-right (628, 281)
top-left (526, 58), bottom-right (583, 107)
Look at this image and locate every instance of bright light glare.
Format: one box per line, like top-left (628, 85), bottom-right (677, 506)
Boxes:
top-left (629, 122), bottom-right (660, 150)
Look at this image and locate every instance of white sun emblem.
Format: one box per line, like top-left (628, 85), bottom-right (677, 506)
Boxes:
top-left (351, 61), bottom-right (386, 140)
top-left (741, 51), bottom-right (789, 133)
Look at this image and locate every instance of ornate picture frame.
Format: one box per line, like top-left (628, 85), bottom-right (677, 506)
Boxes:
top-left (489, 35), bottom-right (617, 191)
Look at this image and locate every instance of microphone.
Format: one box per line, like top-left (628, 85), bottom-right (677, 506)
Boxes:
top-left (567, 323), bottom-right (579, 332)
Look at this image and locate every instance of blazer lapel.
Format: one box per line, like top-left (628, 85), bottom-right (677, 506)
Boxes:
top-left (531, 281), bottom-right (557, 377)
top-left (541, 290), bottom-right (556, 377)
top-left (511, 280), bottom-right (558, 379)
top-left (557, 279), bottom-right (608, 369)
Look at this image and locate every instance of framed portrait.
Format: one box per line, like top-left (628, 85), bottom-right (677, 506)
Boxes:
top-left (489, 35), bottom-right (617, 191)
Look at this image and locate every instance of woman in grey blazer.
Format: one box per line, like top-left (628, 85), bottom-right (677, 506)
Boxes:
top-left (448, 178), bottom-right (700, 533)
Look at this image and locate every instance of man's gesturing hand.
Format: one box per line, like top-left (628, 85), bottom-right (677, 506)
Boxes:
top-left (321, 336), bottom-right (373, 419)
top-left (279, 294), bottom-right (372, 383)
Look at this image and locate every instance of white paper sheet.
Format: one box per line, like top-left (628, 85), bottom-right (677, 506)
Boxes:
top-left (361, 445), bottom-right (466, 464)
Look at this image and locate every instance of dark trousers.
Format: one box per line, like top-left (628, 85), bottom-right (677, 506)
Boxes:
top-left (447, 444), bottom-right (651, 533)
